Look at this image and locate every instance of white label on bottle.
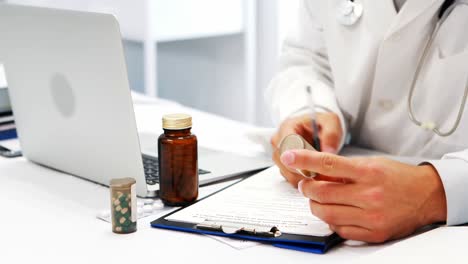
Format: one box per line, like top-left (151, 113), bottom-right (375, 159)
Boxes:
top-left (131, 183), bottom-right (137, 222)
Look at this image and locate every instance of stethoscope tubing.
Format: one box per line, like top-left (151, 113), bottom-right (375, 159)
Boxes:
top-left (338, 0), bottom-right (468, 137)
top-left (407, 1), bottom-right (468, 137)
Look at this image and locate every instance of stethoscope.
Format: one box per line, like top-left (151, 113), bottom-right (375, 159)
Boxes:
top-left (338, 0), bottom-right (468, 137)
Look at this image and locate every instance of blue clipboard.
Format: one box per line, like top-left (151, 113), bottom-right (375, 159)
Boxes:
top-left (150, 178), bottom-right (344, 254)
top-left (0, 128), bottom-right (17, 141)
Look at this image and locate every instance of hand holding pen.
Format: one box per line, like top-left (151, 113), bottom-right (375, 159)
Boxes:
top-left (271, 86), bottom-right (344, 185)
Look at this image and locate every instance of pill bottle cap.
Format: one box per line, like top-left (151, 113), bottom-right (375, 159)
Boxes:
top-left (162, 113), bottom-right (192, 130)
top-left (279, 134), bottom-right (314, 154)
top-left (110, 177), bottom-right (136, 189)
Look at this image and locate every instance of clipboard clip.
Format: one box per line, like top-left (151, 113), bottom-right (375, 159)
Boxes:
top-left (196, 220), bottom-right (282, 238)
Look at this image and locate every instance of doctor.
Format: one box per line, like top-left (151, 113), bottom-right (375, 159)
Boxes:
top-left (268, 0), bottom-right (468, 242)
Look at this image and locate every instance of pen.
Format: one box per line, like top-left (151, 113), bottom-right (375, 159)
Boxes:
top-left (306, 86), bottom-right (321, 151)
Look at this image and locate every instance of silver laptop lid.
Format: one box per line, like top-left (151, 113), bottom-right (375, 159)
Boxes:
top-left (0, 4), bottom-right (149, 196)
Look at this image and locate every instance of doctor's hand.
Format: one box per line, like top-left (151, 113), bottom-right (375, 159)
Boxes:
top-left (271, 112), bottom-right (342, 187)
top-left (280, 150), bottom-right (447, 243)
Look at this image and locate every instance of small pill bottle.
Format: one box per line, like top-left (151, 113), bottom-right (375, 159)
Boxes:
top-left (158, 113), bottom-right (198, 206)
top-left (110, 177), bottom-right (137, 234)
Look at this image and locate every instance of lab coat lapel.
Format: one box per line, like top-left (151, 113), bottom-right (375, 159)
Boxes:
top-left (364, 0), bottom-right (397, 36)
top-left (384, 0), bottom-right (444, 39)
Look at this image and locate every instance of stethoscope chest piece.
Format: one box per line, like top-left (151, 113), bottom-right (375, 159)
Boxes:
top-left (337, 0), bottom-right (363, 26)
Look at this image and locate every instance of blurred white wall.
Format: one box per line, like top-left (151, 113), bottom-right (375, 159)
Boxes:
top-left (255, 0), bottom-right (278, 126)
top-left (278, 0), bottom-right (300, 52)
top-left (255, 0), bottom-right (300, 126)
top-left (0, 0), bottom-right (302, 127)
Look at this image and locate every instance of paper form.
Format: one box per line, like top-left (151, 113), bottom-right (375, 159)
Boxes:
top-left (166, 166), bottom-right (333, 237)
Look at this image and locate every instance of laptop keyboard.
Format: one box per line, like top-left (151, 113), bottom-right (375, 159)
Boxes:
top-left (142, 155), bottom-right (211, 185)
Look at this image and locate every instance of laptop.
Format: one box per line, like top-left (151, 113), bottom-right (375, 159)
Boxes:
top-left (0, 64), bottom-right (11, 113)
top-left (0, 4), bottom-right (272, 197)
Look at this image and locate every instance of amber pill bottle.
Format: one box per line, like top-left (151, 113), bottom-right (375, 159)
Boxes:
top-left (158, 114), bottom-right (198, 206)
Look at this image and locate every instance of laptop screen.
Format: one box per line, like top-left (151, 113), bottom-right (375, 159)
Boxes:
top-left (0, 63), bottom-right (11, 114)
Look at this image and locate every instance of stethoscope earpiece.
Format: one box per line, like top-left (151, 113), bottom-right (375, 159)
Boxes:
top-left (337, 0), bottom-right (363, 26)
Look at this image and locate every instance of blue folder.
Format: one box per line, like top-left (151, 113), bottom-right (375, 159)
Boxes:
top-left (151, 180), bottom-right (343, 254)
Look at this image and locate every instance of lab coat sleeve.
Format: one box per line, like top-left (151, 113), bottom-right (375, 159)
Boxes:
top-left (265, 0), bottom-right (347, 149)
top-left (426, 149), bottom-right (468, 225)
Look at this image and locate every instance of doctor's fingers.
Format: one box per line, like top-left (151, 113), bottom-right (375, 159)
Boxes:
top-left (316, 113), bottom-right (342, 153)
top-left (271, 126), bottom-right (296, 148)
top-left (272, 148), bottom-right (303, 187)
top-left (310, 201), bottom-right (367, 227)
top-left (299, 179), bottom-right (366, 208)
top-left (270, 130), bottom-right (282, 148)
top-left (328, 225), bottom-right (384, 243)
top-left (270, 114), bottom-right (314, 148)
top-left (281, 149), bottom-right (366, 181)
top-left (329, 223), bottom-right (396, 243)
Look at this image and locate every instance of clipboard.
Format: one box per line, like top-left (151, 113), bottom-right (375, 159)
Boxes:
top-left (0, 128), bottom-right (16, 141)
top-left (151, 169), bottom-right (344, 254)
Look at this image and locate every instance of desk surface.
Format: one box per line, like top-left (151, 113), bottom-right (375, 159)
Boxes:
top-left (1, 96), bottom-right (412, 264)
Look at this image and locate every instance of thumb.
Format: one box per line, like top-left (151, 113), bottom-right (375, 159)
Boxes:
top-left (280, 149), bottom-right (359, 180)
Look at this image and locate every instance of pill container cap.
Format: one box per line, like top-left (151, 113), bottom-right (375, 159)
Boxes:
top-left (279, 134), bottom-right (316, 155)
top-left (110, 177), bottom-right (136, 190)
top-left (162, 113), bottom-right (192, 130)
top-left (278, 134), bottom-right (317, 178)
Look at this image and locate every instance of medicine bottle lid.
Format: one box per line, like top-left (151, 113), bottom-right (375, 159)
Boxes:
top-left (162, 113), bottom-right (192, 130)
top-left (109, 177), bottom-right (136, 189)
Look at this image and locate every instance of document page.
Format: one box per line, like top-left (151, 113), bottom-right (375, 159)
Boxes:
top-left (166, 167), bottom-right (333, 236)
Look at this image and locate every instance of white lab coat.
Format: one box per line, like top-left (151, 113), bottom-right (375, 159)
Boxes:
top-left (267, 0), bottom-right (468, 225)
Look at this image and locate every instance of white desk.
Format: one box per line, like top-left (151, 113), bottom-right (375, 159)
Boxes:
top-left (1, 96), bottom-right (402, 264)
